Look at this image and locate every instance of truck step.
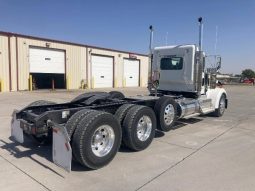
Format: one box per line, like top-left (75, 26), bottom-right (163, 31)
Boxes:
top-left (183, 112), bottom-right (200, 119)
top-left (199, 98), bottom-right (213, 113)
top-left (200, 107), bottom-right (215, 114)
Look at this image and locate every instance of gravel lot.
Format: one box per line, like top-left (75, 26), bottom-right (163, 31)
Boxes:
top-left (0, 86), bottom-right (255, 191)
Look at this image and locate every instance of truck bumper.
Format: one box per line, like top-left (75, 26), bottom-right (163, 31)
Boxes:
top-left (11, 111), bottom-right (72, 172)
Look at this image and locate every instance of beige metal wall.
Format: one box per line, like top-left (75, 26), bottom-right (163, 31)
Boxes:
top-left (0, 33), bottom-right (148, 92)
top-left (0, 35), bottom-right (10, 92)
top-left (10, 37), bottom-right (17, 91)
top-left (88, 48), bottom-right (149, 89)
top-left (16, 37), bottom-right (86, 90)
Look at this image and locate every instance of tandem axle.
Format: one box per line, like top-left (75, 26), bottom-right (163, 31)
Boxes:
top-left (11, 90), bottom-right (227, 172)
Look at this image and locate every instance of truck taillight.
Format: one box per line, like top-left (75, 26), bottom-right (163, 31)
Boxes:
top-left (31, 127), bottom-right (36, 134)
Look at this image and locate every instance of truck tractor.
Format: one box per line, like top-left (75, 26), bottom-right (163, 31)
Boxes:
top-left (11, 18), bottom-right (228, 172)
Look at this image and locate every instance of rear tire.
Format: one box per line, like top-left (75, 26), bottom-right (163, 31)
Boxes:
top-left (65, 109), bottom-right (96, 161)
top-left (66, 109), bottom-right (96, 139)
top-left (122, 105), bottom-right (156, 151)
top-left (114, 104), bottom-right (135, 125)
top-left (115, 104), bottom-right (135, 146)
top-left (154, 97), bottom-right (177, 132)
top-left (109, 91), bottom-right (125, 99)
top-left (72, 111), bottom-right (122, 169)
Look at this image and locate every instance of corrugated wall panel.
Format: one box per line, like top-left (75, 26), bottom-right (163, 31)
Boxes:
top-left (17, 37), bottom-right (86, 90)
top-left (89, 48), bottom-right (148, 88)
top-left (2, 33), bottom-right (148, 91)
top-left (10, 36), bottom-right (17, 91)
top-left (0, 35), bottom-right (10, 92)
top-left (139, 56), bottom-right (149, 87)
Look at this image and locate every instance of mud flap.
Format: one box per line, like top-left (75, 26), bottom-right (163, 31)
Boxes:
top-left (11, 110), bottom-right (24, 143)
top-left (52, 123), bottom-right (72, 172)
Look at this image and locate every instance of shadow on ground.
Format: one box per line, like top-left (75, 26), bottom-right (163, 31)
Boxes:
top-left (0, 136), bottom-right (90, 173)
top-left (1, 117), bottom-right (203, 173)
top-left (154, 117), bottom-right (203, 139)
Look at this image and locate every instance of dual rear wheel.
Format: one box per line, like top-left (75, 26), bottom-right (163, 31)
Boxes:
top-left (67, 104), bottom-right (157, 169)
top-left (115, 104), bottom-right (157, 151)
top-left (67, 110), bottom-right (121, 169)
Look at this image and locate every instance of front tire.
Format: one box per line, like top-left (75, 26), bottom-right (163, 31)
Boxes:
top-left (72, 111), bottom-right (122, 169)
top-left (214, 94), bottom-right (226, 117)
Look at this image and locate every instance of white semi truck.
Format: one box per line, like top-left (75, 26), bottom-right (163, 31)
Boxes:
top-left (11, 18), bottom-right (227, 172)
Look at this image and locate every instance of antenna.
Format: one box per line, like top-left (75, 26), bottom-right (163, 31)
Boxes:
top-left (214, 26), bottom-right (218, 67)
top-left (214, 26), bottom-right (218, 55)
top-left (165, 32), bottom-right (168, 46)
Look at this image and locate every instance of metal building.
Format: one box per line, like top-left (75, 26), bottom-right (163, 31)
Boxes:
top-left (0, 31), bottom-right (149, 92)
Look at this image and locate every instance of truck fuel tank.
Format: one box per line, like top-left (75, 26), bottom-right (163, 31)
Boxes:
top-left (177, 98), bottom-right (200, 118)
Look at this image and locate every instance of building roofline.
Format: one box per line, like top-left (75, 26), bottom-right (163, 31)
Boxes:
top-left (0, 31), bottom-right (148, 57)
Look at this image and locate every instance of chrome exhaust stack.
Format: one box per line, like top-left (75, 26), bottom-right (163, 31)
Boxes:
top-left (198, 17), bottom-right (203, 51)
top-left (194, 17), bottom-right (204, 95)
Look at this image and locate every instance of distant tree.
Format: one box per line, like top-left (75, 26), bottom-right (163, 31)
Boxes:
top-left (241, 69), bottom-right (255, 79)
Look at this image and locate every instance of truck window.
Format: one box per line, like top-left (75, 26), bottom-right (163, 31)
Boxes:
top-left (160, 57), bottom-right (183, 70)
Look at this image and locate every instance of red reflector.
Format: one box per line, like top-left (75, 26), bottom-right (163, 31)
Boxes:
top-left (52, 128), bottom-right (58, 133)
top-left (32, 127), bottom-right (36, 134)
top-left (65, 142), bottom-right (70, 151)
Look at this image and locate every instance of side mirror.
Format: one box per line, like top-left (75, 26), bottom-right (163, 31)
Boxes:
top-left (216, 56), bottom-right (221, 70)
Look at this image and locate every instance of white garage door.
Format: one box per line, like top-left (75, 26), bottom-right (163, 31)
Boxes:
top-left (29, 47), bottom-right (65, 74)
top-left (124, 59), bottom-right (139, 87)
top-left (91, 55), bottom-right (113, 88)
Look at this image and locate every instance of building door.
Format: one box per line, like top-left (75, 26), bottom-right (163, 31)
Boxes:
top-left (123, 58), bottom-right (139, 87)
top-left (29, 47), bottom-right (65, 89)
top-left (91, 55), bottom-right (113, 88)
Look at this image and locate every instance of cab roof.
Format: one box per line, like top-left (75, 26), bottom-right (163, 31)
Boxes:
top-left (154, 44), bottom-right (197, 50)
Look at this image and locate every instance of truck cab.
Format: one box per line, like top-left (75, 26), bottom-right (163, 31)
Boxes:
top-left (153, 45), bottom-right (202, 94)
top-left (149, 44), bottom-right (227, 118)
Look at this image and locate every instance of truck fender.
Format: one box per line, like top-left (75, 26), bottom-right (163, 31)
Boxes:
top-left (206, 88), bottom-right (227, 109)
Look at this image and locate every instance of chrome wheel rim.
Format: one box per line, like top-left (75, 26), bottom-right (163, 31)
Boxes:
top-left (91, 125), bottom-right (115, 157)
top-left (137, 115), bottom-right (152, 141)
top-left (164, 104), bottom-right (175, 125)
top-left (219, 97), bottom-right (225, 114)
